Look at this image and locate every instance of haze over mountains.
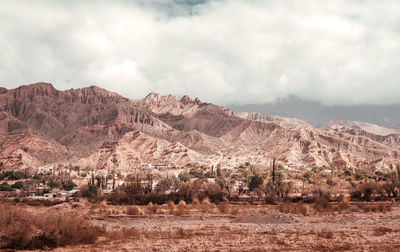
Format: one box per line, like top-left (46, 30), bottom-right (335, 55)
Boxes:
top-left (1, 83), bottom-right (400, 174)
top-left (229, 96), bottom-right (400, 129)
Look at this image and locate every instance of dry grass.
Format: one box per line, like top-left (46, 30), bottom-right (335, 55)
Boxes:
top-left (355, 203), bottom-right (392, 213)
top-left (175, 200), bottom-right (188, 216)
top-left (105, 227), bottom-right (195, 241)
top-left (230, 205), bottom-right (241, 216)
top-left (314, 197), bottom-right (331, 213)
top-left (126, 205), bottom-right (144, 216)
top-left (278, 203), bottom-right (310, 215)
top-left (0, 202), bottom-right (103, 250)
top-left (373, 227), bottom-right (393, 236)
top-left (146, 202), bottom-right (159, 215)
top-left (337, 197), bottom-right (350, 213)
top-left (317, 230), bottom-right (334, 239)
top-left (192, 197), bottom-right (200, 206)
top-left (202, 197), bottom-right (210, 205)
top-left (200, 197), bottom-right (214, 213)
top-left (105, 227), bottom-right (141, 241)
top-left (217, 202), bottom-right (231, 214)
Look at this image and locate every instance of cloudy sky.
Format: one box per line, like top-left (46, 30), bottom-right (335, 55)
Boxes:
top-left (1, 0), bottom-right (400, 105)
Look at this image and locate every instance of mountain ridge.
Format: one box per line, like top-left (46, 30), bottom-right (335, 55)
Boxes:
top-left (1, 83), bottom-right (399, 173)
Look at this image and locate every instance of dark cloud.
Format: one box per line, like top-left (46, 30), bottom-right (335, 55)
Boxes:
top-left (1, 0), bottom-right (400, 105)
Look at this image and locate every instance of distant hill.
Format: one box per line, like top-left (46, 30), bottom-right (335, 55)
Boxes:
top-left (229, 96), bottom-right (400, 129)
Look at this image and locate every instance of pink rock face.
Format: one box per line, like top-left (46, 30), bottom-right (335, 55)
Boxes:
top-left (0, 82), bottom-right (399, 172)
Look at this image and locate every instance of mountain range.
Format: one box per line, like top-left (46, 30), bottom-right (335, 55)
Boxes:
top-left (1, 83), bottom-right (399, 174)
top-left (229, 96), bottom-right (400, 129)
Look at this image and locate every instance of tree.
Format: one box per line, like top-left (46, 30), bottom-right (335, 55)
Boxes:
top-left (0, 182), bottom-right (12, 191)
top-left (62, 180), bottom-right (77, 191)
top-left (11, 181), bottom-right (24, 190)
top-left (48, 180), bottom-right (61, 189)
top-left (156, 176), bottom-right (173, 194)
top-left (248, 174), bottom-right (263, 191)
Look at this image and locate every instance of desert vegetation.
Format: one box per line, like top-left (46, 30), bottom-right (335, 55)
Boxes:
top-left (0, 202), bottom-right (103, 250)
top-left (2, 160), bottom-right (400, 251)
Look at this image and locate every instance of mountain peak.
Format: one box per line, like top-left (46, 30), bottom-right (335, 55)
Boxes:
top-left (180, 95), bottom-right (201, 105)
top-left (19, 82), bottom-right (55, 90)
top-left (144, 92), bottom-right (161, 101)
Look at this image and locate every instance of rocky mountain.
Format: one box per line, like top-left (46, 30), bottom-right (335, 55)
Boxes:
top-left (1, 83), bottom-right (400, 173)
top-left (324, 120), bottom-right (400, 136)
top-left (236, 112), bottom-right (312, 129)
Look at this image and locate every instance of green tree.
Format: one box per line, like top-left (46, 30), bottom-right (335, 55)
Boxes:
top-left (62, 180), bottom-right (77, 191)
top-left (11, 181), bottom-right (24, 190)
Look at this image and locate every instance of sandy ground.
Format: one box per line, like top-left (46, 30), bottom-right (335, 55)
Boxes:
top-left (44, 202), bottom-right (400, 251)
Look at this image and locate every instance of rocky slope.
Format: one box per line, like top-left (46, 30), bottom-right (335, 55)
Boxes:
top-left (1, 83), bottom-right (399, 173)
top-left (324, 120), bottom-right (400, 136)
top-left (236, 112), bottom-right (312, 129)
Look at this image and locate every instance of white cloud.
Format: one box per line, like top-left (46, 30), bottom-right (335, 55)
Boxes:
top-left (1, 0), bottom-right (400, 105)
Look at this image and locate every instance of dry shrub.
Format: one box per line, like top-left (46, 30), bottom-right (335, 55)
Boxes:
top-left (146, 202), bottom-right (159, 215)
top-left (374, 227), bottom-right (393, 236)
top-left (0, 203), bottom-right (103, 250)
top-left (169, 205), bottom-right (177, 215)
top-left (192, 197), bottom-right (200, 206)
top-left (217, 202), bottom-right (230, 214)
top-left (174, 228), bottom-right (194, 239)
top-left (356, 203), bottom-right (372, 212)
top-left (337, 197), bottom-right (350, 213)
top-left (126, 205), bottom-right (143, 216)
top-left (259, 208), bottom-right (269, 215)
top-left (318, 230), bottom-right (334, 239)
top-left (230, 206), bottom-right (240, 216)
top-left (106, 227), bottom-right (140, 241)
top-left (71, 203), bottom-right (81, 209)
top-left (90, 200), bottom-right (107, 210)
top-left (202, 197), bottom-right (210, 205)
top-left (356, 203), bottom-right (392, 213)
top-left (278, 203), bottom-right (309, 215)
top-left (175, 200), bottom-right (188, 216)
top-left (190, 197), bottom-right (200, 209)
top-left (167, 200), bottom-right (175, 208)
top-left (178, 200), bottom-right (187, 207)
top-left (314, 197), bottom-right (331, 213)
top-left (200, 197), bottom-right (211, 213)
top-left (99, 200), bottom-right (108, 208)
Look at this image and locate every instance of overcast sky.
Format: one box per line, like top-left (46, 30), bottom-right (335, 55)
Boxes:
top-left (1, 0), bottom-right (400, 105)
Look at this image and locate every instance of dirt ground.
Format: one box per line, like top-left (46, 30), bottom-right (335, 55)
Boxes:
top-left (37, 201), bottom-right (400, 252)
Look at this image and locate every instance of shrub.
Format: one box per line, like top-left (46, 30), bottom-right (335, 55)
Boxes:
top-left (126, 206), bottom-right (143, 216)
top-left (146, 202), bottom-right (159, 215)
top-left (11, 181), bottom-right (24, 190)
top-left (62, 180), bottom-right (77, 191)
top-left (318, 230), bottom-right (334, 239)
top-left (175, 200), bottom-right (188, 216)
top-left (278, 203), bottom-right (309, 215)
top-left (201, 197), bottom-right (210, 205)
top-left (0, 182), bottom-right (11, 191)
top-left (248, 174), bottom-right (263, 191)
top-left (191, 197), bottom-right (200, 206)
top-left (217, 202), bottom-right (230, 214)
top-left (230, 206), bottom-right (240, 216)
top-left (314, 197), bottom-right (331, 213)
top-left (0, 203), bottom-right (103, 249)
top-left (337, 196), bottom-right (350, 212)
